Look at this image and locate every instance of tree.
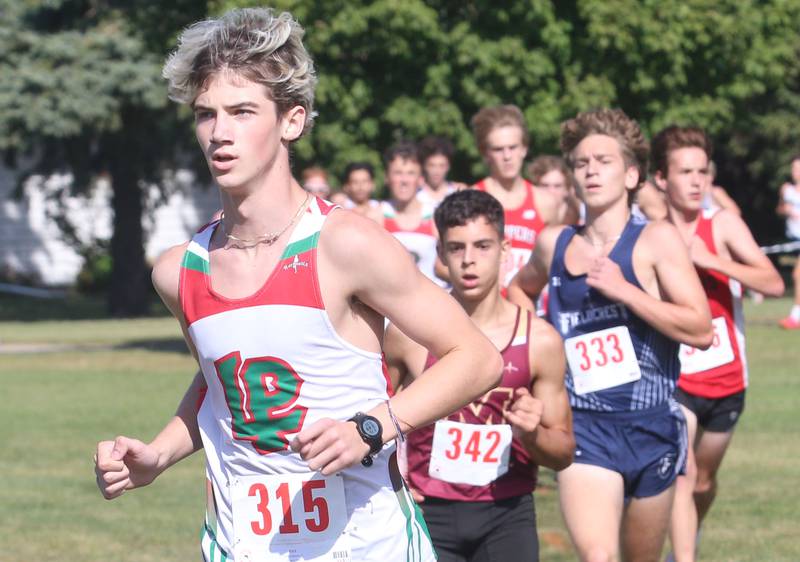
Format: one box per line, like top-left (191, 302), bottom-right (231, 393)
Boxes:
top-left (0, 0), bottom-right (207, 316)
top-left (218, 0), bottom-right (800, 239)
top-left (561, 0), bottom-right (800, 238)
top-left (3, 0), bottom-right (797, 311)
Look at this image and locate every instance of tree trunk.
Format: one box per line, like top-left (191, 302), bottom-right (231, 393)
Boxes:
top-left (106, 123), bottom-right (150, 317)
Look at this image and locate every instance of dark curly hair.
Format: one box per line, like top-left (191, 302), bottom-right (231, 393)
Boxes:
top-left (434, 190), bottom-right (505, 240)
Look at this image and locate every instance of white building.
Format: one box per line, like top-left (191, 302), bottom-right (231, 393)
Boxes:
top-left (0, 166), bottom-right (220, 286)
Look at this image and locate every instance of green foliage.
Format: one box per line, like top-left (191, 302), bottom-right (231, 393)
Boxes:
top-left (75, 245), bottom-right (112, 295)
top-left (0, 0), bottom-right (208, 315)
top-left (2, 0), bottom-right (799, 287)
top-left (214, 0), bottom-right (799, 217)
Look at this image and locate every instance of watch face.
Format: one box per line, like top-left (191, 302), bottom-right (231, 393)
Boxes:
top-left (363, 418), bottom-right (381, 437)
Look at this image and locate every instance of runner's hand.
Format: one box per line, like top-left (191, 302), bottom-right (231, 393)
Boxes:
top-left (291, 418), bottom-right (371, 475)
top-left (95, 436), bottom-right (161, 499)
top-left (505, 387), bottom-right (543, 440)
top-left (586, 257), bottom-right (629, 302)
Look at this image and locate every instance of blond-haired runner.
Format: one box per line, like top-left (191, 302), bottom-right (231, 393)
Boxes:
top-left (652, 126), bottom-right (783, 562)
top-left (509, 109), bottom-right (713, 562)
top-left (93, 8), bottom-right (502, 562)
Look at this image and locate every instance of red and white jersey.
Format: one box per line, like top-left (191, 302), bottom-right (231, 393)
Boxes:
top-left (475, 179), bottom-right (546, 287)
top-left (381, 201), bottom-right (445, 287)
top-left (180, 197), bottom-right (434, 562)
top-left (678, 210), bottom-right (748, 399)
top-left (405, 308), bottom-right (538, 502)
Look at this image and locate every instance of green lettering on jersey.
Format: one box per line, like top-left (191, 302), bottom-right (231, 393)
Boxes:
top-left (214, 351), bottom-right (308, 455)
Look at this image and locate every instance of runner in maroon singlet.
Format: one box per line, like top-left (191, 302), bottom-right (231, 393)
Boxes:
top-left (385, 190), bottom-right (574, 562)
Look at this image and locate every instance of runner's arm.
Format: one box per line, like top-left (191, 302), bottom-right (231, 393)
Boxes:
top-left (96, 245), bottom-right (205, 498)
top-left (635, 181), bottom-right (668, 221)
top-left (148, 244), bottom-right (206, 467)
top-left (711, 186), bottom-right (741, 216)
top-left (506, 321), bottom-right (574, 470)
top-left (326, 214), bottom-right (503, 438)
top-left (384, 323), bottom-right (428, 391)
top-left (694, 211), bottom-right (784, 297)
top-left (506, 225), bottom-right (563, 309)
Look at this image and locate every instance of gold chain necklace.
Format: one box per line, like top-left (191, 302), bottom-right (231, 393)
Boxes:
top-left (220, 193), bottom-right (310, 249)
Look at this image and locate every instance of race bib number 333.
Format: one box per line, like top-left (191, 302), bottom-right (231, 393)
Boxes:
top-left (565, 326), bottom-right (641, 395)
top-left (231, 472), bottom-right (351, 562)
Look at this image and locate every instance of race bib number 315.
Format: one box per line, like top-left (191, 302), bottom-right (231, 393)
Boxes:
top-left (565, 326), bottom-right (641, 395)
top-left (231, 473), bottom-right (351, 562)
top-left (429, 420), bottom-right (512, 486)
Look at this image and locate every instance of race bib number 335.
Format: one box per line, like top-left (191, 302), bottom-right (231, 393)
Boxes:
top-left (231, 473), bottom-right (350, 562)
top-left (679, 317), bottom-right (735, 374)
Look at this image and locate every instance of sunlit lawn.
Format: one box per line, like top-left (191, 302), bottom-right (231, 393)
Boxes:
top-left (0, 296), bottom-right (798, 561)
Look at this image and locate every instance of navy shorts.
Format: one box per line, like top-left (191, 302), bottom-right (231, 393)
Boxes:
top-left (674, 388), bottom-right (745, 432)
top-left (570, 401), bottom-right (687, 500)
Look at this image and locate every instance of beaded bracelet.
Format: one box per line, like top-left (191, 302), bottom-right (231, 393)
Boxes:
top-left (386, 399), bottom-right (405, 443)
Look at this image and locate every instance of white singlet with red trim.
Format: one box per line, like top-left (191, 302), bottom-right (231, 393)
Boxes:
top-left (180, 197), bottom-right (434, 562)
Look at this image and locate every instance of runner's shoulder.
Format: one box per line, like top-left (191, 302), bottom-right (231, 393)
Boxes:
top-left (320, 207), bottom-right (404, 271)
top-left (536, 224), bottom-right (571, 254)
top-left (639, 218), bottom-right (683, 249)
top-left (152, 241), bottom-right (190, 315)
top-left (710, 207), bottom-right (749, 234)
top-left (530, 315), bottom-right (563, 354)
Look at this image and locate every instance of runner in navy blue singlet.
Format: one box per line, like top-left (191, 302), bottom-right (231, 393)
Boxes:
top-left (508, 109), bottom-right (713, 562)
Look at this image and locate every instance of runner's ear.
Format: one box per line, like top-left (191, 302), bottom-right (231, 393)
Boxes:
top-left (281, 105), bottom-right (306, 142)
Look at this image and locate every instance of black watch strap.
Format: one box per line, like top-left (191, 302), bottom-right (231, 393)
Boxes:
top-left (348, 412), bottom-right (383, 467)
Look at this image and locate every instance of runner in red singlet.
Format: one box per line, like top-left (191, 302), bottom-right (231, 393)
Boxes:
top-left (470, 105), bottom-right (561, 289)
top-left (652, 126), bottom-right (784, 562)
top-left (385, 189), bottom-right (574, 562)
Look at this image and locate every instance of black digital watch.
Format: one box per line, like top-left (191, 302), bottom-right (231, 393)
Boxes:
top-left (348, 412), bottom-right (383, 467)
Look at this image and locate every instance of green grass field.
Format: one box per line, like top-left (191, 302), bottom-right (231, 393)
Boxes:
top-left (1, 296), bottom-right (798, 561)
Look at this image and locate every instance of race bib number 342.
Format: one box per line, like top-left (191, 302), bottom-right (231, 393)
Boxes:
top-left (565, 326), bottom-right (641, 395)
top-left (231, 472), bottom-right (351, 562)
top-left (429, 420), bottom-right (512, 486)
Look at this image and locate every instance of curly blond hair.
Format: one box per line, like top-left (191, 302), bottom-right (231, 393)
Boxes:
top-left (162, 8), bottom-right (317, 137)
top-left (560, 109), bottom-right (649, 188)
